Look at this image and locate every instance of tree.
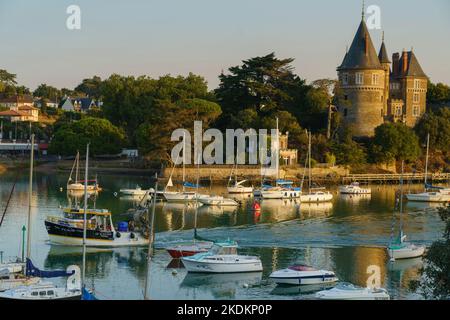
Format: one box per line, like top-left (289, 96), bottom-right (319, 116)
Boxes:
top-left (415, 107), bottom-right (450, 152)
top-left (34, 84), bottom-right (61, 101)
top-left (75, 76), bottom-right (103, 99)
top-left (410, 205), bottom-right (450, 299)
top-left (370, 123), bottom-right (421, 163)
top-left (49, 117), bottom-right (126, 156)
top-left (0, 69), bottom-right (17, 92)
top-left (427, 82), bottom-right (450, 104)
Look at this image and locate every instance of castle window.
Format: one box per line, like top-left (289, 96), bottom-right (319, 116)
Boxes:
top-left (413, 93), bottom-right (420, 103)
top-left (395, 106), bottom-right (402, 116)
top-left (372, 74), bottom-right (379, 85)
top-left (344, 108), bottom-right (348, 117)
top-left (413, 105), bottom-right (420, 117)
top-left (344, 95), bottom-right (348, 100)
top-left (414, 79), bottom-right (421, 89)
top-left (355, 73), bottom-right (364, 85)
top-left (342, 73), bottom-right (349, 85)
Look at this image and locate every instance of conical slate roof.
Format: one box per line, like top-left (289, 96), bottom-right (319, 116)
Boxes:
top-left (398, 51), bottom-right (427, 78)
top-left (378, 42), bottom-right (390, 63)
top-left (338, 20), bottom-right (382, 70)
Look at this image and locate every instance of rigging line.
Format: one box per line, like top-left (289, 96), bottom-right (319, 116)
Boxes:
top-left (0, 171), bottom-right (20, 228)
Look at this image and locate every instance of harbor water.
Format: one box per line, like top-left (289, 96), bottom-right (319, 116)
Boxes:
top-left (0, 171), bottom-right (446, 300)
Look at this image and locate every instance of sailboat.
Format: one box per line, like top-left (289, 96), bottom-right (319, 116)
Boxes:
top-left (165, 154), bottom-right (214, 258)
top-left (300, 130), bottom-right (333, 203)
top-left (163, 135), bottom-right (208, 202)
top-left (260, 118), bottom-right (301, 199)
top-left (67, 151), bottom-right (102, 192)
top-left (387, 161), bottom-right (426, 261)
top-left (46, 147), bottom-right (149, 247)
top-left (406, 134), bottom-right (450, 203)
top-left (0, 135), bottom-right (82, 300)
top-left (227, 162), bottom-right (253, 194)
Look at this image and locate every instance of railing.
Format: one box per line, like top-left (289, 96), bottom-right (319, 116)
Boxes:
top-left (342, 173), bottom-right (450, 182)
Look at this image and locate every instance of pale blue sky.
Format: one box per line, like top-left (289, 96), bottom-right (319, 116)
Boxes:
top-left (1, 0), bottom-right (449, 90)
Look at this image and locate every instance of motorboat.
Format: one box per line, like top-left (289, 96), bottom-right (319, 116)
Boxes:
top-left (45, 207), bottom-right (149, 247)
top-left (227, 180), bottom-right (253, 194)
top-left (163, 191), bottom-right (202, 202)
top-left (198, 195), bottom-right (239, 206)
top-left (315, 283), bottom-right (390, 300)
top-left (119, 186), bottom-right (153, 197)
top-left (269, 264), bottom-right (338, 286)
top-left (182, 241), bottom-right (263, 273)
top-left (300, 189), bottom-right (333, 203)
top-left (339, 182), bottom-right (371, 194)
top-left (0, 266), bottom-right (82, 300)
top-left (166, 241), bottom-right (214, 259)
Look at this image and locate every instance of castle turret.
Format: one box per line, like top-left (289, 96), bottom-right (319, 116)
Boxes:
top-left (378, 32), bottom-right (391, 117)
top-left (337, 17), bottom-right (385, 137)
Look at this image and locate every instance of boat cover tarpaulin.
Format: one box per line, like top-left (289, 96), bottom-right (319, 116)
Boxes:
top-left (183, 182), bottom-right (202, 188)
top-left (25, 259), bottom-right (73, 278)
top-left (82, 287), bottom-right (98, 300)
top-left (425, 183), bottom-right (445, 190)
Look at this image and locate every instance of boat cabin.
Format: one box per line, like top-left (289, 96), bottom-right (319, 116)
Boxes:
top-left (56, 208), bottom-right (113, 232)
top-left (209, 241), bottom-right (238, 255)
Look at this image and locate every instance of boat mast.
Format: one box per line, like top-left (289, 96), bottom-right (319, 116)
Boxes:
top-left (194, 153), bottom-right (200, 242)
top-left (308, 130), bottom-right (312, 192)
top-left (276, 117), bottom-right (279, 181)
top-left (399, 160), bottom-right (404, 242)
top-left (144, 173), bottom-right (158, 300)
top-left (26, 134), bottom-right (34, 265)
top-left (82, 144), bottom-right (89, 288)
top-left (424, 133), bottom-right (430, 189)
top-left (68, 152), bottom-right (77, 185)
top-left (182, 132), bottom-right (186, 193)
top-left (75, 151), bottom-right (79, 184)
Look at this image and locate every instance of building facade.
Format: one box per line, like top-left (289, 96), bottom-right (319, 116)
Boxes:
top-left (336, 16), bottom-right (428, 137)
top-left (0, 95), bottom-right (39, 122)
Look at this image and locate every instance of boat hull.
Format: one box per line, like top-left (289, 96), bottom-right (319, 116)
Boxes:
top-left (227, 187), bottom-right (253, 194)
top-left (182, 259), bottom-right (263, 273)
top-left (270, 269), bottom-right (338, 286)
top-left (315, 287), bottom-right (390, 300)
top-left (387, 245), bottom-right (425, 260)
top-left (300, 193), bottom-right (333, 203)
top-left (45, 221), bottom-right (149, 247)
top-left (166, 242), bottom-right (213, 258)
top-left (406, 192), bottom-right (450, 203)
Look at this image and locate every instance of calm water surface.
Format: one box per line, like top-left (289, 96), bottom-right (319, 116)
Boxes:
top-left (0, 171), bottom-right (446, 300)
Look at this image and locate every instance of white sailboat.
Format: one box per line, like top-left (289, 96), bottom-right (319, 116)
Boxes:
top-left (67, 151), bottom-right (101, 192)
top-left (406, 134), bottom-right (450, 203)
top-left (120, 185), bottom-right (154, 197)
top-left (181, 240), bottom-right (263, 273)
top-left (387, 161), bottom-right (425, 261)
top-left (260, 118), bottom-right (301, 199)
top-left (300, 130), bottom-right (333, 203)
top-left (227, 162), bottom-right (253, 194)
top-left (0, 134), bottom-right (82, 300)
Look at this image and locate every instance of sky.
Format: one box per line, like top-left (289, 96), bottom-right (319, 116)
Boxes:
top-left (1, 0), bottom-right (449, 91)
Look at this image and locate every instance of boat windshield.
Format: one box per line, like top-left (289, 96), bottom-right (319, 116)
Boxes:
top-left (210, 245), bottom-right (237, 255)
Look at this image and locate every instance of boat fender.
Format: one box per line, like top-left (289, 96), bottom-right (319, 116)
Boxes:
top-left (114, 192), bottom-right (118, 197)
top-left (130, 232), bottom-right (135, 239)
top-left (116, 232), bottom-right (121, 238)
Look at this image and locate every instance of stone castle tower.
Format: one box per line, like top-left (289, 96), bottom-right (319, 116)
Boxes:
top-left (336, 14), bottom-right (428, 137)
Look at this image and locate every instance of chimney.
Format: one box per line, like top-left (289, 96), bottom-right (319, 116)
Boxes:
top-left (392, 53), bottom-right (400, 76)
top-left (402, 50), bottom-right (408, 74)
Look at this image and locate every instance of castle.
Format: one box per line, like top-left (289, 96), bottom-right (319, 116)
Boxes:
top-left (336, 12), bottom-right (428, 137)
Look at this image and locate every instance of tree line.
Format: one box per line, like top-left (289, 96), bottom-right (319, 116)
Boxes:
top-left (1, 53), bottom-right (450, 169)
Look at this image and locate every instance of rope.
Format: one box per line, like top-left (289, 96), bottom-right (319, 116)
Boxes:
top-left (0, 172), bottom-right (19, 228)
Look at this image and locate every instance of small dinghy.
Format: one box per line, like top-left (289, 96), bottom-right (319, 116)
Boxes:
top-left (182, 241), bottom-right (263, 273)
top-left (315, 283), bottom-right (390, 300)
top-left (269, 264), bottom-right (338, 286)
top-left (120, 186), bottom-right (153, 197)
